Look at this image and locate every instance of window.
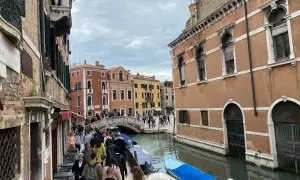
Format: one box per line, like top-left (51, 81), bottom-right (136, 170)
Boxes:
top-left (128, 90), bottom-right (132, 100)
top-left (113, 90), bottom-right (117, 100)
top-left (136, 103), bottom-right (139, 108)
top-left (201, 110), bottom-right (209, 126)
top-left (222, 32), bottom-right (235, 74)
top-left (119, 70), bottom-right (123, 81)
top-left (102, 82), bottom-right (106, 90)
top-left (102, 96), bottom-right (107, 105)
top-left (102, 72), bottom-right (105, 77)
top-left (112, 74), bottom-right (115, 79)
top-left (158, 102), bottom-right (160, 107)
top-left (87, 81), bottom-right (92, 89)
top-left (166, 95), bottom-right (169, 100)
top-left (77, 96), bottom-right (80, 106)
top-left (179, 110), bottom-right (189, 124)
top-left (142, 93), bottom-right (144, 99)
top-left (121, 90), bottom-right (125, 100)
top-left (75, 82), bottom-right (81, 90)
top-left (196, 46), bottom-right (206, 81)
top-left (87, 70), bottom-right (91, 76)
top-left (135, 84), bottom-right (138, 88)
top-left (87, 96), bottom-right (92, 106)
top-left (172, 95), bottom-right (174, 100)
top-left (88, 111), bottom-right (92, 116)
top-left (178, 56), bottom-right (185, 86)
top-left (268, 7), bottom-right (290, 61)
top-left (158, 93), bottom-right (160, 99)
top-left (77, 111), bottom-right (81, 115)
top-left (157, 85), bottom-right (159, 89)
top-left (135, 92), bottom-right (137, 99)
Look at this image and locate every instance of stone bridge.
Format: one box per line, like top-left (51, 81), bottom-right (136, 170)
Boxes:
top-left (81, 117), bottom-right (146, 133)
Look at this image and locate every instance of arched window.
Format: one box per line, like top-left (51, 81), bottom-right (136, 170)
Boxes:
top-left (196, 46), bottom-right (206, 81)
top-left (87, 81), bottom-right (91, 89)
top-left (178, 56), bottom-right (185, 86)
top-left (121, 90), bottom-right (125, 100)
top-left (119, 70), bottom-right (123, 81)
top-left (102, 82), bottom-right (106, 90)
top-left (87, 96), bottom-right (92, 106)
top-left (102, 95), bottom-right (106, 105)
top-left (268, 7), bottom-right (290, 61)
top-left (222, 32), bottom-right (235, 74)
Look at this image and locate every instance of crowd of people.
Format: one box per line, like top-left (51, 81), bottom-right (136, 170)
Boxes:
top-left (68, 126), bottom-right (143, 180)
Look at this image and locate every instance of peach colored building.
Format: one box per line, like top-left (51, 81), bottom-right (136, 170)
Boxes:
top-left (107, 67), bottom-right (134, 116)
top-left (169, 0), bottom-right (300, 173)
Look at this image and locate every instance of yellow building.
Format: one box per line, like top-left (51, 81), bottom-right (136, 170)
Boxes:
top-left (132, 73), bottom-right (161, 116)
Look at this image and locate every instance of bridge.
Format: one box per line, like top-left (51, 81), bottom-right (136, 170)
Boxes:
top-left (79, 116), bottom-right (169, 133)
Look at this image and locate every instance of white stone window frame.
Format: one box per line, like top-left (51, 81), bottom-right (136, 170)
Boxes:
top-left (177, 55), bottom-right (186, 87)
top-left (219, 26), bottom-right (238, 78)
top-left (200, 110), bottom-right (210, 127)
top-left (195, 43), bottom-right (208, 83)
top-left (112, 89), bottom-right (118, 101)
top-left (120, 89), bottom-right (125, 101)
top-left (127, 89), bottom-right (132, 100)
top-left (263, 0), bottom-right (295, 66)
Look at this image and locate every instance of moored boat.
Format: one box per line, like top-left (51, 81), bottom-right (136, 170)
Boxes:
top-left (164, 157), bottom-right (216, 180)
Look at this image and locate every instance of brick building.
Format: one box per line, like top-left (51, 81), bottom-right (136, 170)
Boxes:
top-left (0, 0), bottom-right (73, 179)
top-left (160, 81), bottom-right (174, 114)
top-left (169, 0), bottom-right (300, 173)
top-left (132, 74), bottom-right (161, 116)
top-left (107, 67), bottom-right (134, 116)
top-left (70, 61), bottom-right (104, 119)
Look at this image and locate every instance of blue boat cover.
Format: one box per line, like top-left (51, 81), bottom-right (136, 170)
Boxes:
top-left (164, 158), bottom-right (216, 180)
top-left (130, 146), bottom-right (152, 165)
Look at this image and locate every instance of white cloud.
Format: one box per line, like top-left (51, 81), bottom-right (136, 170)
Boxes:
top-left (156, 2), bottom-right (177, 10)
top-left (126, 36), bottom-right (151, 48)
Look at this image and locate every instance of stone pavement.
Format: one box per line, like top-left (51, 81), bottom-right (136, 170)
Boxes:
top-left (142, 115), bottom-right (177, 134)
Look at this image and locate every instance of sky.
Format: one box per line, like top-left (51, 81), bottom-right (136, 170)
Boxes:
top-left (70, 0), bottom-right (191, 81)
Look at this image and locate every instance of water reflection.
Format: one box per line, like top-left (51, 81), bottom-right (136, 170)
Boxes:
top-left (128, 133), bottom-right (300, 180)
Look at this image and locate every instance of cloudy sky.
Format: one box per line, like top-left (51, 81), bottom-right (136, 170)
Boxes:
top-left (70, 0), bottom-right (191, 81)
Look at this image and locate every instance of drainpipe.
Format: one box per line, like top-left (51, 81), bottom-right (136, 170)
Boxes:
top-left (39, 0), bottom-right (46, 96)
top-left (243, 0), bottom-right (258, 116)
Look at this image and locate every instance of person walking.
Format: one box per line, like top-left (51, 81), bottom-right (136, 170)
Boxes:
top-left (167, 114), bottom-right (171, 124)
top-left (82, 152), bottom-right (103, 180)
top-left (94, 141), bottom-right (106, 167)
top-left (83, 143), bottom-right (93, 163)
top-left (75, 131), bottom-right (84, 153)
top-left (72, 153), bottom-right (87, 180)
top-left (85, 128), bottom-right (93, 146)
top-left (103, 158), bottom-right (122, 180)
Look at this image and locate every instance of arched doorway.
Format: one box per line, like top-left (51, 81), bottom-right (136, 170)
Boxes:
top-left (224, 103), bottom-right (245, 159)
top-left (272, 101), bottom-right (300, 173)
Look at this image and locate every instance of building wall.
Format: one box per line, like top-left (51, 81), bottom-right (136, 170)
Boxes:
top-left (160, 85), bottom-right (174, 113)
top-left (170, 0), bottom-right (300, 169)
top-left (108, 67), bottom-right (134, 116)
top-left (133, 77), bottom-right (160, 116)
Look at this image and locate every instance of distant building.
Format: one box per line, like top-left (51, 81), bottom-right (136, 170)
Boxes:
top-left (160, 81), bottom-right (174, 114)
top-left (132, 74), bottom-right (161, 116)
top-left (70, 61), bottom-right (104, 119)
top-left (107, 67), bottom-right (134, 116)
top-left (169, 0), bottom-right (300, 173)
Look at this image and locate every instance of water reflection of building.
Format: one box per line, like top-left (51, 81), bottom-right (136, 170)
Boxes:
top-left (169, 0), bottom-right (300, 173)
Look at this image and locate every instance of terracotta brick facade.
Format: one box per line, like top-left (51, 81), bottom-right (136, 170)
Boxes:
top-left (170, 0), bottom-right (300, 171)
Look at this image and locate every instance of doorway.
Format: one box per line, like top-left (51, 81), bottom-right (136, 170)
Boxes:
top-left (224, 103), bottom-right (245, 159)
top-left (52, 128), bottom-right (58, 174)
top-left (30, 122), bottom-right (41, 180)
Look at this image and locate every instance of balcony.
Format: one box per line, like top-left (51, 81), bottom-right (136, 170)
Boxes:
top-left (102, 105), bottom-right (109, 110)
top-left (0, 0), bottom-right (25, 45)
top-left (50, 0), bottom-right (72, 36)
top-left (102, 89), bottom-right (108, 94)
top-left (87, 89), bottom-right (93, 94)
top-left (87, 105), bottom-right (94, 111)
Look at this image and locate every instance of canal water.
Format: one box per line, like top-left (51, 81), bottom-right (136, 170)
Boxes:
top-left (128, 133), bottom-right (300, 180)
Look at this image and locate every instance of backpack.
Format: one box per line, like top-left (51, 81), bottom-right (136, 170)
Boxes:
top-left (85, 162), bottom-right (100, 180)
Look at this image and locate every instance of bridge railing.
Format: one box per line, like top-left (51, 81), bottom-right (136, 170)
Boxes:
top-left (77, 116), bottom-right (146, 130)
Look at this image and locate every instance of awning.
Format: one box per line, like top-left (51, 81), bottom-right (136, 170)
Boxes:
top-left (60, 110), bottom-right (72, 120)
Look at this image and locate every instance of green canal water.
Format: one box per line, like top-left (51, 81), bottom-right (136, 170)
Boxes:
top-left (128, 133), bottom-right (300, 180)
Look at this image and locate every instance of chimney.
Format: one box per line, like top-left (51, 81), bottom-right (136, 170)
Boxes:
top-left (95, 61), bottom-right (99, 66)
top-left (84, 60), bottom-right (87, 64)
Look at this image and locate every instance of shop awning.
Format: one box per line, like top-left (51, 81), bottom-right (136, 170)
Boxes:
top-left (60, 110), bottom-right (72, 120)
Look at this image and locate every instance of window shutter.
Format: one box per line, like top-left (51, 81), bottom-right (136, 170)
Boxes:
top-left (21, 50), bottom-right (33, 78)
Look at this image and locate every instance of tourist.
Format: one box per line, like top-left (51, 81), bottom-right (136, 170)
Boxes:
top-left (82, 152), bottom-right (103, 180)
top-left (68, 132), bottom-right (76, 151)
top-left (167, 115), bottom-right (170, 124)
top-left (114, 153), bottom-right (127, 180)
top-left (85, 127), bottom-right (93, 146)
top-left (103, 158), bottom-right (122, 180)
top-left (94, 141), bottom-right (106, 167)
top-left (75, 131), bottom-right (85, 153)
top-left (83, 143), bottom-right (93, 163)
top-left (132, 166), bottom-right (144, 180)
top-left (114, 132), bottom-right (128, 156)
top-left (72, 153), bottom-right (87, 180)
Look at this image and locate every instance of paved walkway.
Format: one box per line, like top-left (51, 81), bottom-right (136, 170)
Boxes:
top-left (142, 115), bottom-right (176, 134)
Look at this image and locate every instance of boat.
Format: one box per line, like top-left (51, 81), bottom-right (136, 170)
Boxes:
top-left (164, 157), bottom-right (216, 180)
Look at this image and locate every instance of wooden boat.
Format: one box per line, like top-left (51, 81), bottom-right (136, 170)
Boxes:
top-left (164, 157), bottom-right (216, 180)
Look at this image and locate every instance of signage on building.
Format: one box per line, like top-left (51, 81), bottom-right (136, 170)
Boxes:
top-left (0, 31), bottom-right (21, 78)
